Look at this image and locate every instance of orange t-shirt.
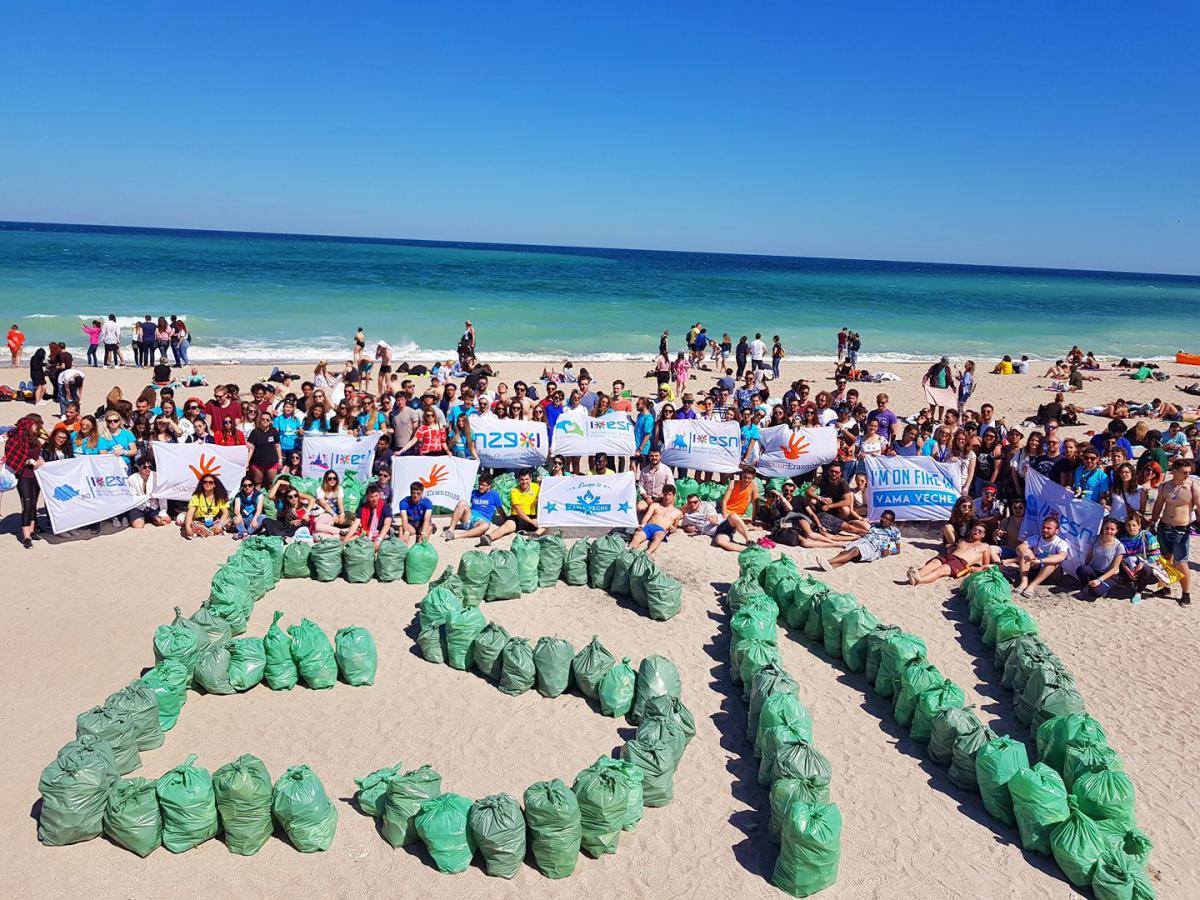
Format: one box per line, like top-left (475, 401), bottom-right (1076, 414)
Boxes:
top-left (726, 481), bottom-right (753, 516)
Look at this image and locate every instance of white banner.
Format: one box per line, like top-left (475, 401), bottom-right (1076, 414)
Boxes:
top-left (551, 408), bottom-right (636, 457)
top-left (151, 443), bottom-right (249, 501)
top-left (755, 426), bottom-right (837, 478)
top-left (661, 419), bottom-right (743, 474)
top-left (1021, 469), bottom-right (1105, 577)
top-left (390, 456), bottom-right (480, 512)
top-left (864, 455), bottom-right (963, 521)
top-left (471, 416), bottom-right (549, 469)
top-left (35, 456), bottom-right (144, 534)
top-left (301, 433), bottom-right (379, 481)
top-left (537, 473), bottom-right (637, 529)
top-left (923, 380), bottom-right (957, 410)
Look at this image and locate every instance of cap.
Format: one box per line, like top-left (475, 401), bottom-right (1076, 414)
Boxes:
top-left (983, 484), bottom-right (998, 494)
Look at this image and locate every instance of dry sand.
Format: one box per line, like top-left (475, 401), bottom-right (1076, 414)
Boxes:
top-left (1, 357), bottom-right (1197, 899)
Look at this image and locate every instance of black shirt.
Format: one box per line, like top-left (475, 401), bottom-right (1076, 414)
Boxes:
top-left (248, 427), bottom-right (281, 469)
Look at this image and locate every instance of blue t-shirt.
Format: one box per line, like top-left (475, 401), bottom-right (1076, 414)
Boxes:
top-left (740, 423), bottom-right (760, 455)
top-left (99, 428), bottom-right (136, 468)
top-left (634, 412), bottom-right (655, 454)
top-left (469, 489), bottom-right (503, 521)
top-left (397, 496), bottom-right (433, 528)
top-left (358, 411), bottom-right (386, 433)
top-left (1073, 467), bottom-right (1110, 502)
top-left (273, 413), bottom-right (303, 451)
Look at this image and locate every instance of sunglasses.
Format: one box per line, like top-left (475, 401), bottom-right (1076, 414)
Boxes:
top-left (202, 479), bottom-right (216, 485)
top-left (105, 418), bottom-right (120, 424)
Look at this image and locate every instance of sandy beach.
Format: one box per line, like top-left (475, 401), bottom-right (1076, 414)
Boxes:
top-left (2, 356), bottom-right (1197, 899)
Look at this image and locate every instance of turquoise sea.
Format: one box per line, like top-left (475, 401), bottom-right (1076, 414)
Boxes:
top-left (1, 222), bottom-right (1196, 364)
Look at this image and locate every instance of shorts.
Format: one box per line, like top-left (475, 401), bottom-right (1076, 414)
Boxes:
top-left (1157, 524), bottom-right (1190, 560)
top-left (469, 510), bottom-right (505, 527)
top-left (378, 364), bottom-right (392, 375)
top-left (847, 537), bottom-right (882, 562)
top-left (936, 553), bottom-right (968, 577)
top-left (129, 505), bottom-right (167, 525)
top-left (510, 514), bottom-right (537, 533)
top-left (714, 520), bottom-right (736, 540)
top-left (639, 523), bottom-right (667, 542)
top-left (816, 512), bottom-right (844, 534)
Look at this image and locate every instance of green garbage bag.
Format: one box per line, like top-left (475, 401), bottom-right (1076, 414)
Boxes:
top-left (950, 723), bottom-right (998, 793)
top-left (748, 665), bottom-right (800, 746)
top-left (232, 547), bottom-right (272, 600)
top-left (492, 472), bottom-right (518, 511)
top-left (980, 596), bottom-right (1015, 647)
top-left (209, 564), bottom-right (253, 630)
top-left (468, 793), bottom-right (526, 878)
top-left (773, 737), bottom-right (834, 787)
top-left (213, 754), bottom-right (273, 856)
top-left (445, 606), bottom-right (487, 671)
top-left (561, 539), bottom-right (591, 586)
top-left (770, 573), bottom-right (800, 619)
top-left (630, 654), bottom-right (682, 725)
top-left (1091, 846), bottom-right (1157, 900)
top-left (341, 472), bottom-right (366, 516)
top-left (156, 754), bottom-right (218, 852)
top-left (728, 572), bottom-right (765, 611)
top-left (404, 539), bottom-right (438, 584)
top-left (533, 636), bottom-right (575, 697)
top-left (894, 661), bottom-right (944, 728)
top-left (1063, 742), bottom-right (1123, 792)
top-left (588, 532), bottom-right (627, 589)
top-left (1011, 642), bottom-right (1061, 696)
top-left (417, 621), bottom-right (445, 664)
top-left (498, 637), bottom-right (537, 696)
top-left (432, 565), bottom-right (464, 598)
top-left (966, 565), bottom-right (1011, 622)
top-left (242, 534), bottom-right (285, 580)
top-left (415, 793), bottom-right (475, 873)
top-left (153, 607), bottom-right (206, 681)
top-left (927, 705), bottom-right (984, 767)
top-left (1009, 763), bottom-right (1070, 855)
top-left (192, 641), bottom-right (234, 695)
top-left (637, 713), bottom-right (688, 765)
top-left (976, 736), bottom-right (1030, 826)
top-left (607, 548), bottom-right (640, 597)
top-left (1051, 795), bottom-right (1107, 888)
top-left (741, 592), bottom-right (782, 624)
top-left (769, 776), bottom-right (832, 842)
top-left (523, 779), bottom-right (582, 879)
top-left (839, 606), bottom-right (881, 673)
top-left (622, 737), bottom-right (677, 806)
top-left (875, 631), bottom-right (927, 698)
top-left (1036, 713), bottom-right (1108, 773)
top-left (374, 536), bottom-right (408, 582)
top-left (993, 605), bottom-right (1040, 646)
top-left (308, 539), bottom-right (343, 582)
top-left (738, 544), bottom-right (771, 579)
top-left (472, 622), bottom-right (511, 681)
top-left (863, 624), bottom-right (902, 682)
top-left (353, 763), bottom-right (402, 818)
top-left (788, 580), bottom-right (827, 631)
top-left (76, 706), bottom-right (140, 775)
top-left (536, 533), bottom-right (567, 587)
top-left (486, 549), bottom-right (522, 600)
top-left (818, 591), bottom-right (859, 658)
top-left (282, 540), bottom-right (312, 578)
top-left (335, 626), bottom-right (377, 686)
top-left (103, 776), bottom-right (161, 857)
top-left (997, 634), bottom-right (1049, 684)
top-left (593, 757), bottom-right (644, 832)
top-left (38, 737), bottom-right (118, 845)
top-left (911, 680), bottom-right (966, 744)
top-left (192, 599), bottom-right (239, 645)
top-left (1074, 768), bottom-right (1136, 827)
top-left (1096, 820), bottom-right (1153, 869)
top-left (642, 693), bottom-right (697, 748)
top-left (104, 682), bottom-right (163, 752)
top-left (758, 707), bottom-right (815, 784)
top-left (457, 550), bottom-right (494, 606)
top-left (341, 537), bottom-right (376, 583)
top-left (644, 568), bottom-right (684, 621)
top-left (599, 656), bottom-right (637, 717)
top-left (761, 554), bottom-right (799, 597)
top-left (227, 637), bottom-right (266, 692)
top-left (573, 762), bottom-right (630, 857)
top-left (263, 610), bottom-right (299, 691)
top-left (673, 476), bottom-right (699, 507)
top-left (419, 585), bottom-right (462, 629)
top-left (738, 640), bottom-right (783, 700)
top-left (1018, 664), bottom-right (1082, 728)
top-left (628, 551), bottom-right (659, 607)
top-left (272, 765), bottom-right (338, 852)
top-left (137, 659), bottom-right (188, 732)
top-left (774, 801), bottom-right (842, 897)
top-left (288, 618), bottom-right (338, 689)
top-left (572, 635), bottom-right (616, 700)
top-left (381, 765), bottom-right (442, 848)
top-left (511, 535), bottom-right (542, 593)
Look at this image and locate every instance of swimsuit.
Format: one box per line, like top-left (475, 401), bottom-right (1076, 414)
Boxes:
top-left (640, 523), bottom-right (667, 542)
top-left (936, 552), bottom-right (969, 577)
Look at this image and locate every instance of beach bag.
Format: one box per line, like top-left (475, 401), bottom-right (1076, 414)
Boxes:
top-left (156, 755), bottom-right (218, 852)
top-left (976, 736), bottom-right (1030, 826)
top-left (769, 776), bottom-right (832, 842)
top-left (342, 537), bottom-right (376, 583)
top-left (533, 636), bottom-right (575, 698)
top-left (774, 801), bottom-right (842, 898)
top-left (374, 536), bottom-right (407, 582)
top-left (153, 607), bottom-right (206, 681)
top-left (572, 635), bottom-right (616, 700)
top-left (192, 641), bottom-right (233, 695)
top-left (911, 680), bottom-right (966, 744)
top-left (628, 552), bottom-right (659, 607)
top-left (588, 533), bottom-right (626, 589)
top-left (381, 765), bottom-right (442, 848)
top-left (445, 606), bottom-right (487, 671)
top-left (630, 654), bottom-right (682, 725)
top-left (728, 571), bottom-right (765, 611)
top-left (928, 705), bottom-right (984, 768)
top-left (1051, 796), bottom-right (1108, 888)
top-left (227, 637), bottom-right (266, 692)
top-left (288, 618), bottom-right (338, 689)
top-left (468, 793), bottom-right (526, 879)
top-left (272, 765), bottom-right (337, 852)
top-left (415, 793), bottom-right (475, 873)
top-left (498, 637), bottom-right (537, 696)
top-left (103, 777), bottom-right (162, 857)
top-left (643, 567), bottom-right (684, 621)
top-left (607, 548), bottom-right (640, 597)
top-left (536, 533), bottom-right (567, 587)
top-left (738, 544), bottom-right (771, 579)
top-left (308, 539), bottom-right (343, 582)
top-left (573, 763), bottom-right (630, 857)
top-left (1073, 769), bottom-right (1136, 827)
top-left (263, 611), bottom-right (299, 690)
top-left (213, 754), bottom-right (273, 856)
top-left (38, 738), bottom-right (118, 845)
top-left (894, 661), bottom-right (944, 728)
top-left (951, 721), bottom-right (999, 791)
top-left (599, 657), bottom-right (637, 717)
top-left (561, 539), bottom-right (591, 586)
top-left (472, 622), bottom-right (511, 681)
top-left (282, 540), bottom-right (312, 578)
top-left (76, 706), bottom-right (140, 775)
top-left (104, 681), bottom-right (163, 752)
top-left (1091, 847), bottom-right (1157, 900)
top-left (839, 607), bottom-right (881, 673)
top-left (486, 549), bottom-right (522, 601)
top-left (523, 779), bottom-right (582, 879)
top-left (457, 550), bottom-right (494, 606)
top-left (642, 693), bottom-right (697, 748)
top-left (511, 535), bottom-right (541, 593)
top-left (1009, 763), bottom-right (1070, 855)
top-left (622, 736), bottom-right (677, 806)
top-left (417, 622), bottom-right (446, 664)
top-left (335, 626), bottom-right (377, 686)
top-left (193, 597), bottom-right (239, 643)
top-left (137, 659), bottom-right (189, 732)
top-left (875, 631), bottom-right (927, 698)
top-left (748, 665), bottom-right (800, 746)
top-left (353, 763), bottom-right (402, 818)
top-left (404, 539), bottom-right (438, 584)
top-left (1036, 713), bottom-right (1108, 773)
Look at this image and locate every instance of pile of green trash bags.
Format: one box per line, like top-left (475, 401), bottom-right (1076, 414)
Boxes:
top-left (293, 533), bottom-right (437, 584)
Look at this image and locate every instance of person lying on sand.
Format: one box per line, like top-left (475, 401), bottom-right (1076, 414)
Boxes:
top-left (818, 510), bottom-right (900, 570)
top-left (907, 523), bottom-right (998, 585)
top-left (630, 485), bottom-right (683, 555)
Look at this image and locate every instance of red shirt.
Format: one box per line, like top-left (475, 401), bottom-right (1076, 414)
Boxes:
top-left (415, 424), bottom-right (447, 455)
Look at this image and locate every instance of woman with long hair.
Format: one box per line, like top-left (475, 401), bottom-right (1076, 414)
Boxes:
top-left (214, 414), bottom-right (246, 447)
top-left (303, 401), bottom-right (329, 435)
top-left (316, 470), bottom-right (351, 528)
top-left (769, 404), bottom-right (788, 427)
top-left (1109, 462), bottom-right (1147, 523)
top-left (183, 472), bottom-right (230, 538)
top-left (231, 475), bottom-right (265, 539)
top-left (72, 415), bottom-right (103, 455)
top-left (942, 496), bottom-right (977, 549)
top-left (5, 414), bottom-right (47, 548)
top-left (949, 428), bottom-right (978, 495)
top-left (447, 413), bottom-right (477, 459)
top-left (155, 317), bottom-right (171, 364)
top-left (333, 401), bottom-right (358, 434)
top-left (313, 360), bottom-right (336, 390)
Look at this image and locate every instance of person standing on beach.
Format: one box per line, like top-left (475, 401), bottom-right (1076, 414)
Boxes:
top-left (771, 335), bottom-right (785, 380)
top-left (100, 314), bottom-right (121, 368)
top-left (735, 335), bottom-right (749, 377)
top-left (80, 321), bottom-right (101, 367)
top-left (375, 340), bottom-right (393, 396)
top-left (837, 327), bottom-right (848, 363)
top-left (458, 320), bottom-right (476, 366)
top-left (1147, 458), bottom-right (1200, 606)
top-left (8, 324), bottom-right (25, 368)
top-left (749, 333), bottom-right (767, 373)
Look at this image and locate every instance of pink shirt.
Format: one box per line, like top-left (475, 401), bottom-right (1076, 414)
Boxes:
top-left (82, 325), bottom-right (101, 346)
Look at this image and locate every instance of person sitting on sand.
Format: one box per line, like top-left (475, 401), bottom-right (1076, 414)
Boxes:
top-left (942, 496), bottom-right (978, 549)
top-left (396, 481), bottom-right (435, 543)
top-left (709, 468), bottom-right (758, 551)
top-left (481, 469), bottom-right (544, 545)
top-left (990, 498), bottom-right (1026, 560)
top-left (344, 483), bottom-right (393, 548)
top-left (812, 462), bottom-right (870, 535)
top-left (631, 485), bottom-right (683, 554)
top-left (991, 355), bottom-right (1015, 375)
top-left (1078, 517), bottom-right (1125, 602)
top-left (908, 523), bottom-right (998, 585)
top-left (1015, 516), bottom-right (1070, 596)
top-left (444, 473), bottom-right (504, 542)
top-left (1042, 360), bottom-right (1070, 379)
top-left (183, 473), bottom-right (230, 539)
top-left (819, 510), bottom-right (901, 570)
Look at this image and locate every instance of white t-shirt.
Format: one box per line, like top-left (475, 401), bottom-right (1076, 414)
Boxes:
top-left (1109, 487), bottom-right (1145, 523)
top-left (58, 367), bottom-right (84, 387)
top-left (100, 321), bottom-right (121, 343)
top-left (683, 501), bottom-right (720, 536)
top-left (1034, 535), bottom-right (1070, 560)
top-left (750, 339), bottom-right (767, 361)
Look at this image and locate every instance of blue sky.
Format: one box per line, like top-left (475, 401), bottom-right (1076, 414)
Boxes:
top-left (1, 1), bottom-right (1197, 273)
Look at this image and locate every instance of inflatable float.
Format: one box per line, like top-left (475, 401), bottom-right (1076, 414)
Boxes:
top-left (1176, 352), bottom-right (1200, 366)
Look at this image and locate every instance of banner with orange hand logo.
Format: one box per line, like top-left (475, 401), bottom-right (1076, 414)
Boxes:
top-left (755, 425), bottom-right (837, 478)
top-left (151, 443), bottom-right (249, 501)
top-left (390, 456), bottom-right (479, 512)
